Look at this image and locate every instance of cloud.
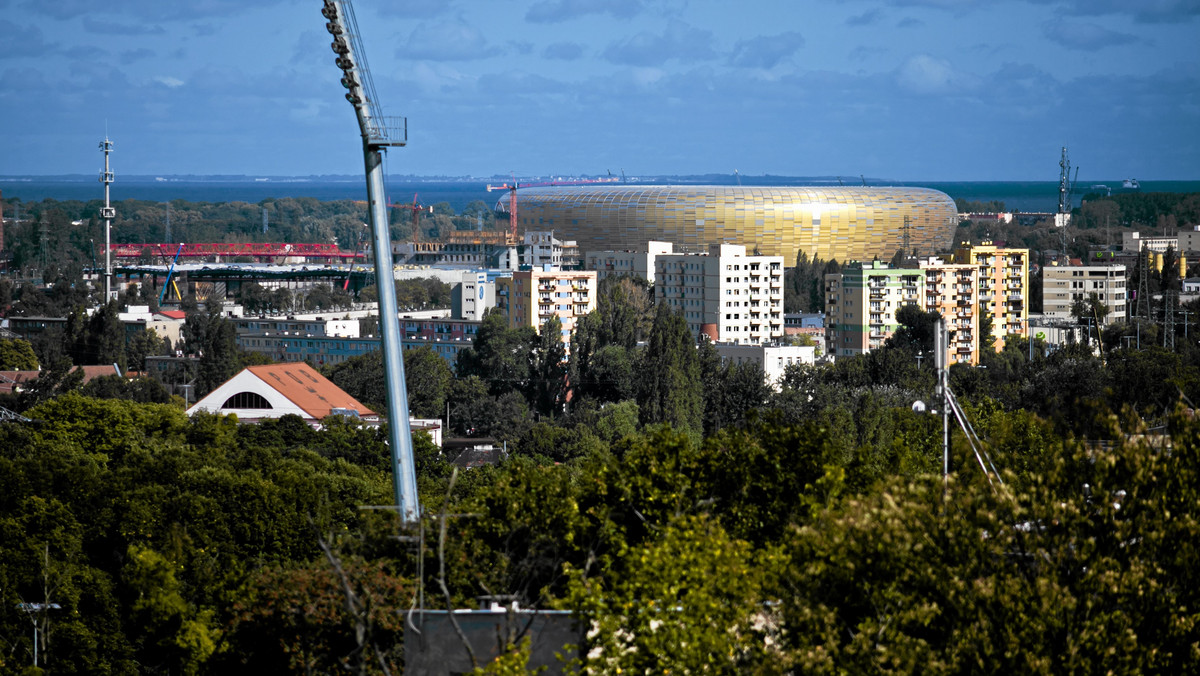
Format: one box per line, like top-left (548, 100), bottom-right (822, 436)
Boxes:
top-left (897, 17), bottom-right (925, 28)
top-left (65, 45), bottom-right (107, 61)
top-left (601, 21), bottom-right (717, 66)
top-left (526, 0), bottom-right (645, 23)
top-left (1031, 0), bottom-right (1200, 23)
top-left (154, 76), bottom-right (185, 88)
top-left (82, 17), bottom-right (164, 35)
top-left (849, 46), bottom-right (888, 61)
top-left (395, 21), bottom-right (503, 61)
top-left (510, 41), bottom-right (534, 56)
top-left (0, 20), bottom-right (53, 59)
top-left (376, 1), bottom-right (454, 19)
top-left (544, 42), bottom-right (585, 61)
top-left (855, 0), bottom-right (1200, 23)
top-left (120, 48), bottom-right (156, 65)
top-left (728, 32), bottom-right (805, 69)
top-left (1041, 19), bottom-right (1140, 51)
top-left (22, 0), bottom-right (290, 21)
top-left (895, 54), bottom-right (975, 94)
top-left (846, 9), bottom-right (883, 25)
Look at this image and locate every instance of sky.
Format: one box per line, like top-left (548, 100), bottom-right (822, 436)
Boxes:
top-left (0, 0), bottom-right (1197, 181)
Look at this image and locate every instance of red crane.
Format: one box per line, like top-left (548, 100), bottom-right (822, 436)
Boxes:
top-left (487, 176), bottom-right (617, 242)
top-left (393, 193), bottom-right (432, 243)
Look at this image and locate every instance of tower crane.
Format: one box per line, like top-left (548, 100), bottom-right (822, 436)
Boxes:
top-left (321, 0), bottom-right (419, 524)
top-left (486, 178), bottom-right (520, 242)
top-left (395, 193), bottom-right (432, 243)
top-left (487, 176), bottom-right (615, 242)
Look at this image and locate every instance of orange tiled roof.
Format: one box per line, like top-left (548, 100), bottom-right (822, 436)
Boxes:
top-left (246, 362), bottom-right (376, 420)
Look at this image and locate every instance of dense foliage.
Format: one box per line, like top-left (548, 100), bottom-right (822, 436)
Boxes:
top-left (2, 192), bottom-right (1199, 673)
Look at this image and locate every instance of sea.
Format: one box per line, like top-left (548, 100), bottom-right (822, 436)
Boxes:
top-left (1, 175), bottom-right (1198, 214)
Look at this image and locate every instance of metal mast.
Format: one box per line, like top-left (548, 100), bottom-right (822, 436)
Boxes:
top-left (100, 137), bottom-right (116, 301)
top-left (322, 0), bottom-right (419, 524)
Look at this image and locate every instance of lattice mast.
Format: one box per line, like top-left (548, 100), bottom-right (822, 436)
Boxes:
top-left (322, 0), bottom-right (419, 524)
top-left (100, 137), bottom-right (116, 301)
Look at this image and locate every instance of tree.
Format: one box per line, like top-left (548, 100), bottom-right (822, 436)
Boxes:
top-left (637, 304), bottom-right (702, 435)
top-left (404, 345), bottom-right (454, 418)
top-left (0, 337), bottom-right (39, 370)
top-left (456, 310), bottom-right (537, 396)
top-left (126, 327), bottom-right (170, 373)
top-left (885, 304), bottom-right (941, 355)
top-left (183, 307), bottom-right (241, 397)
top-left (527, 315), bottom-right (567, 418)
top-left (563, 514), bottom-right (775, 672)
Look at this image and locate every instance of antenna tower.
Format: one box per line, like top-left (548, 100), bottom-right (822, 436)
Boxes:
top-left (322, 0), bottom-right (419, 524)
top-left (1136, 247), bottom-right (1152, 322)
top-left (100, 137), bottom-right (116, 301)
top-left (39, 218), bottom-right (49, 273)
top-left (1164, 290), bottom-right (1177, 349)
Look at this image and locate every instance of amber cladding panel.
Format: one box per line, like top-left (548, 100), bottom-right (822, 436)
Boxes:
top-left (510, 185), bottom-right (957, 263)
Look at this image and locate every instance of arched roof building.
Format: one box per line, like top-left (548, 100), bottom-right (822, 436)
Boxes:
top-left (508, 185), bottom-right (958, 263)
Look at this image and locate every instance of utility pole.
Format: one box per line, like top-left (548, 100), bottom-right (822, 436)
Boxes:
top-left (100, 137), bottom-right (116, 302)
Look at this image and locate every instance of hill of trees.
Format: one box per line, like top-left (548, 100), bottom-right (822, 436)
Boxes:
top-left (2, 275), bottom-right (1198, 672)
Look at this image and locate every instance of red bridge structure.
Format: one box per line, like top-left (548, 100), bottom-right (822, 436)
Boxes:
top-left (109, 243), bottom-right (366, 263)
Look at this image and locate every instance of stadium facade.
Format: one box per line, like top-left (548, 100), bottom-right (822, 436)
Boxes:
top-left (508, 185), bottom-right (958, 263)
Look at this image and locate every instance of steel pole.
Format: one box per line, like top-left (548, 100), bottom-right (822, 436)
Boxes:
top-left (363, 142), bottom-right (419, 524)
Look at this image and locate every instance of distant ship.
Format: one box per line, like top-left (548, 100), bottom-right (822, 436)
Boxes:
top-left (1089, 184), bottom-right (1111, 196)
top-left (1121, 178), bottom-right (1141, 191)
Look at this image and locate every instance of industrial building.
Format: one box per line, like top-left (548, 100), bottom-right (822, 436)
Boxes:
top-left (507, 185), bottom-right (958, 263)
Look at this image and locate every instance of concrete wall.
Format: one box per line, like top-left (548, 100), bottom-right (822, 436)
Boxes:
top-left (405, 610), bottom-right (580, 675)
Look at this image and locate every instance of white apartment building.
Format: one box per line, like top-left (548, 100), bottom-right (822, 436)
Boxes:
top-left (585, 241), bottom-right (674, 283)
top-left (713, 343), bottom-right (817, 390)
top-left (655, 244), bottom-right (784, 345)
top-left (1042, 264), bottom-right (1127, 325)
top-left (520, 231), bottom-right (581, 270)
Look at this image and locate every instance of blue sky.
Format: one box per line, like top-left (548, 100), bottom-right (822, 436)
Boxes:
top-left (1, 0), bottom-right (1197, 180)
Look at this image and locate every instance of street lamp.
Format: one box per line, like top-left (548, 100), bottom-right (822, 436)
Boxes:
top-left (17, 602), bottom-right (61, 668)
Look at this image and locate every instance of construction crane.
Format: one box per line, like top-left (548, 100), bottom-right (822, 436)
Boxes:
top-left (486, 178), bottom-right (520, 242)
top-left (157, 243), bottom-right (185, 305)
top-left (487, 176), bottom-right (615, 242)
top-left (395, 193), bottom-right (432, 243)
top-left (322, 0), bottom-right (419, 524)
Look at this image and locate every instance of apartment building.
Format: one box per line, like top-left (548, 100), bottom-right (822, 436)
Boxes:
top-left (919, 258), bottom-right (979, 366)
top-left (826, 259), bottom-right (980, 366)
top-left (496, 267), bottom-right (597, 347)
top-left (585, 240), bottom-right (674, 283)
top-left (654, 244), bottom-right (784, 345)
top-left (825, 261), bottom-right (923, 357)
top-left (520, 231), bottom-right (581, 270)
top-left (954, 242), bottom-right (1029, 349)
top-left (1042, 263), bottom-right (1127, 325)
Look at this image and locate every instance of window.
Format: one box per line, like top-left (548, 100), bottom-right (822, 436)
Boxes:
top-left (222, 391), bottom-right (272, 409)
